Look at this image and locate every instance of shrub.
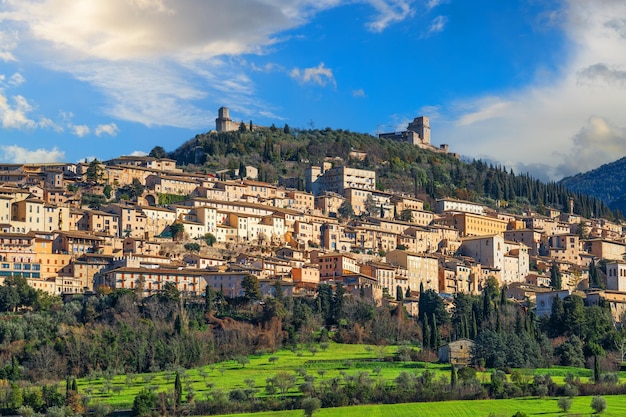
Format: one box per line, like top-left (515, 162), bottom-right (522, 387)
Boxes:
top-left (132, 389), bottom-right (156, 417)
top-left (562, 383), bottom-right (578, 398)
top-left (591, 395), bottom-right (607, 414)
top-left (17, 405), bottom-right (35, 417)
top-left (558, 397), bottom-right (572, 413)
top-left (302, 397), bottom-right (321, 417)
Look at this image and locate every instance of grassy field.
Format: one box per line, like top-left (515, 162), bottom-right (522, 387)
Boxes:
top-left (75, 342), bottom-right (621, 409)
top-left (214, 395), bottom-right (626, 417)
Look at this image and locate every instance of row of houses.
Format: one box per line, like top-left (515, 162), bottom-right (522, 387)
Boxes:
top-left (3, 156), bottom-right (626, 323)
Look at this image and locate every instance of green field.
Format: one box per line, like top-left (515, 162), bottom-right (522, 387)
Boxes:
top-left (75, 342), bottom-right (622, 410)
top-left (215, 395), bottom-right (626, 417)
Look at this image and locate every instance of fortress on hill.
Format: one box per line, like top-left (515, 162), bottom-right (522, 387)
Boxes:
top-left (216, 107), bottom-right (458, 158)
top-left (215, 107), bottom-right (240, 132)
top-left (378, 116), bottom-right (459, 158)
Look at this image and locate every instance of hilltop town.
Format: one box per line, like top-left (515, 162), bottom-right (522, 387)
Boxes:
top-left (0, 112), bottom-right (624, 327)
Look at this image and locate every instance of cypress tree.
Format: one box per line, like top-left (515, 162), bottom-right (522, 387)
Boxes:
top-left (418, 282), bottom-right (425, 322)
top-left (174, 372), bottom-right (182, 407)
top-left (451, 365), bottom-right (457, 388)
top-left (431, 313), bottom-right (439, 350)
top-left (471, 312), bottom-right (478, 339)
top-left (422, 318), bottom-right (430, 350)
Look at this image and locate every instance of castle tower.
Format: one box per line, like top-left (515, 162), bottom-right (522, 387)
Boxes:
top-left (407, 116), bottom-right (430, 145)
top-left (215, 107), bottom-right (234, 132)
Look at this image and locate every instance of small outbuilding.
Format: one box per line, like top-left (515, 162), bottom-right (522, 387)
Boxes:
top-left (438, 338), bottom-right (474, 365)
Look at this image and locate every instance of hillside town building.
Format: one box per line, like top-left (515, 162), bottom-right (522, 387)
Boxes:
top-left (0, 146), bottom-right (624, 324)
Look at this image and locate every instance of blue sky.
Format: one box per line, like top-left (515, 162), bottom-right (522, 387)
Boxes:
top-left (1, 0), bottom-right (626, 181)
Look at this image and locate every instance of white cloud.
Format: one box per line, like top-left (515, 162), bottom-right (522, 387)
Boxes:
top-left (554, 116), bottom-right (626, 177)
top-left (0, 30), bottom-right (18, 62)
top-left (290, 63), bottom-right (336, 87)
top-left (578, 63), bottom-right (626, 87)
top-left (129, 150), bottom-right (148, 157)
top-left (364, 0), bottom-right (414, 32)
top-left (0, 1), bottom-right (415, 128)
top-left (455, 98), bottom-right (512, 126)
top-left (0, 145), bottom-right (65, 163)
top-left (8, 73), bottom-right (24, 87)
top-left (353, 88), bottom-right (366, 97)
top-left (71, 124), bottom-right (90, 137)
top-left (95, 123), bottom-right (119, 136)
top-left (425, 0), bottom-right (448, 11)
top-left (0, 93), bottom-right (37, 129)
top-left (422, 15), bottom-right (447, 38)
top-left (435, 0), bottom-right (626, 180)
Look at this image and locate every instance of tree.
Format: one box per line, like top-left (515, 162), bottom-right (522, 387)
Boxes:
top-left (149, 146), bottom-right (167, 158)
top-left (170, 222), bottom-right (185, 241)
top-left (558, 397), bottom-right (572, 413)
top-left (132, 389), bottom-right (156, 416)
top-left (399, 208), bottom-right (413, 222)
top-left (450, 365), bottom-right (457, 387)
top-left (550, 263), bottom-right (562, 290)
top-left (272, 371), bottom-right (296, 398)
top-left (337, 200), bottom-right (355, 219)
top-left (236, 356), bottom-right (250, 368)
top-left (419, 289), bottom-right (450, 325)
top-left (589, 259), bottom-right (601, 288)
top-left (184, 242), bottom-right (201, 253)
top-left (302, 397), bottom-right (321, 417)
top-left (239, 121), bottom-right (247, 132)
top-left (283, 124), bottom-right (291, 134)
top-left (174, 372), bottom-right (182, 407)
top-left (591, 395), bottom-right (607, 414)
top-left (577, 221), bottom-right (590, 239)
top-left (242, 274), bottom-right (261, 302)
top-left (86, 159), bottom-right (104, 184)
top-left (0, 275), bottom-right (38, 312)
top-left (159, 282), bottom-right (180, 303)
top-left (239, 161), bottom-right (247, 179)
top-left (103, 184), bottom-right (112, 199)
top-left (204, 233), bottom-right (217, 247)
top-left (364, 194), bottom-right (377, 216)
top-left (396, 285), bottom-right (404, 301)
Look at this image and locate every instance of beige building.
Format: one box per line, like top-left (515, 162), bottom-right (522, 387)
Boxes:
top-left (312, 252), bottom-right (360, 280)
top-left (585, 239), bottom-right (626, 261)
top-left (103, 204), bottom-right (147, 238)
top-left (436, 198), bottom-right (485, 215)
top-left (447, 212), bottom-right (509, 237)
top-left (103, 267), bottom-right (206, 297)
top-left (284, 190), bottom-right (315, 213)
top-left (459, 235), bottom-right (529, 285)
top-left (385, 249), bottom-right (438, 292)
top-left (145, 174), bottom-right (199, 195)
top-left (306, 164), bottom-right (375, 196)
top-left (291, 265), bottom-right (320, 290)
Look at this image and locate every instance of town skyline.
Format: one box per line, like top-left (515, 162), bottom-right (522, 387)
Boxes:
top-left (1, 1), bottom-right (626, 181)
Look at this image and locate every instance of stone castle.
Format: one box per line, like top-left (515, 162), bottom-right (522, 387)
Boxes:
top-left (378, 116), bottom-right (458, 158)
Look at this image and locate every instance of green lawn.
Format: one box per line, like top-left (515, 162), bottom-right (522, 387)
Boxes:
top-left (214, 395), bottom-right (626, 417)
top-left (74, 342), bottom-right (625, 410)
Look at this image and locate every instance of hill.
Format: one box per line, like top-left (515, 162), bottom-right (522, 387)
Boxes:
top-left (163, 126), bottom-right (616, 220)
top-left (559, 157), bottom-right (626, 215)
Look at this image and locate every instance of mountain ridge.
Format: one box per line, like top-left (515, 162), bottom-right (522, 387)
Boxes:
top-left (559, 156), bottom-right (626, 215)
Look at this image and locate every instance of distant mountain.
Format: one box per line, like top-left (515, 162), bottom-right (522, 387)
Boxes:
top-left (559, 157), bottom-right (626, 215)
